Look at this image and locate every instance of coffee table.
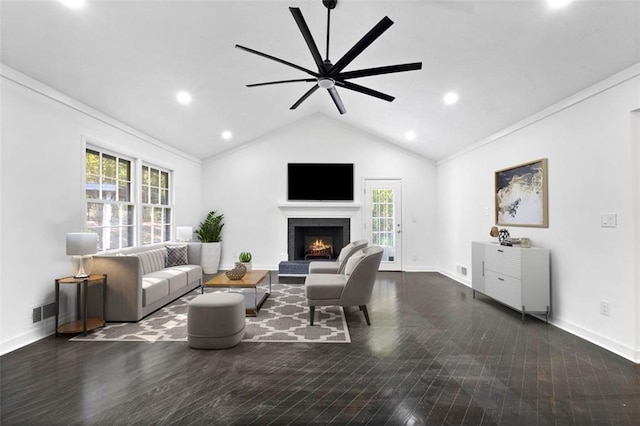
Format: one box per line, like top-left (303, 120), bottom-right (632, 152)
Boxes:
top-left (202, 270), bottom-right (271, 316)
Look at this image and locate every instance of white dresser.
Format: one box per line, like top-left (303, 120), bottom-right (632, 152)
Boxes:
top-left (471, 241), bottom-right (550, 322)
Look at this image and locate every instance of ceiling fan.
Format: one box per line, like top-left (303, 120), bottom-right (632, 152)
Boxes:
top-left (235, 0), bottom-right (422, 115)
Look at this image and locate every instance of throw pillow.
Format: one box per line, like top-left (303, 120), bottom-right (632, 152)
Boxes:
top-left (344, 250), bottom-right (365, 276)
top-left (166, 245), bottom-right (189, 267)
top-left (135, 248), bottom-right (167, 274)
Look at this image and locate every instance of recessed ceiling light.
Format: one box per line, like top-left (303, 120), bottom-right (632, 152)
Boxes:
top-left (60, 0), bottom-right (86, 9)
top-left (443, 92), bottom-right (459, 105)
top-left (405, 131), bottom-right (416, 141)
top-left (547, 0), bottom-right (573, 9)
top-left (221, 131), bottom-right (233, 140)
top-left (176, 91), bottom-right (192, 105)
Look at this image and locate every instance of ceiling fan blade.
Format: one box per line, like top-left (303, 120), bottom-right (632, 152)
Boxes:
top-left (247, 79), bottom-right (317, 87)
top-left (335, 80), bottom-right (395, 102)
top-left (328, 16), bottom-right (394, 76)
top-left (235, 44), bottom-right (319, 78)
top-left (291, 84), bottom-right (320, 110)
top-left (289, 7), bottom-right (326, 73)
top-left (337, 62), bottom-right (422, 80)
top-left (327, 87), bottom-right (346, 115)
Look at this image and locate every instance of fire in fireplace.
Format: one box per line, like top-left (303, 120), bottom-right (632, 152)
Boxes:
top-left (305, 237), bottom-right (333, 259)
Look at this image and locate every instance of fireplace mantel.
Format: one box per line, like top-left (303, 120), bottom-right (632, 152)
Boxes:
top-left (277, 202), bottom-right (361, 217)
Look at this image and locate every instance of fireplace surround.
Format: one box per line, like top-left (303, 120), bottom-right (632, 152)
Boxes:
top-left (277, 202), bottom-right (360, 278)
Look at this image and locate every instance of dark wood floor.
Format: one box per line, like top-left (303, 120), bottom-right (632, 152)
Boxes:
top-left (2, 272), bottom-right (639, 425)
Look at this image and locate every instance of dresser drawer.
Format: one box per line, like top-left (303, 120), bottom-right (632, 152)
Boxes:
top-left (486, 270), bottom-right (522, 310)
top-left (485, 245), bottom-right (521, 278)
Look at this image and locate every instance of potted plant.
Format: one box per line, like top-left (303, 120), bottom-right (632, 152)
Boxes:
top-left (239, 251), bottom-right (252, 272)
top-left (195, 210), bottom-right (224, 273)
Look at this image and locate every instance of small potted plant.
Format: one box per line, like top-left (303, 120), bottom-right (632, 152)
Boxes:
top-left (239, 251), bottom-right (252, 272)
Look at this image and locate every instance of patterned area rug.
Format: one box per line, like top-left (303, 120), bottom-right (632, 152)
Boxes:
top-left (71, 283), bottom-right (350, 343)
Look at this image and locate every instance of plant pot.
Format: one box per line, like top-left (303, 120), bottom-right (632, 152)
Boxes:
top-left (240, 261), bottom-right (252, 272)
top-left (201, 242), bottom-right (222, 274)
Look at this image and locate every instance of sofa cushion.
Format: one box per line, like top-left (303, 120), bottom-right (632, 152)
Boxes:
top-left (172, 264), bottom-right (203, 285)
top-left (136, 248), bottom-right (167, 274)
top-left (166, 245), bottom-right (188, 267)
top-left (146, 269), bottom-right (188, 293)
top-left (142, 276), bottom-right (169, 306)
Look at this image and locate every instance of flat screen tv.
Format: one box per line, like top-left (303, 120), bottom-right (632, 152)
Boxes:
top-left (287, 163), bottom-right (354, 201)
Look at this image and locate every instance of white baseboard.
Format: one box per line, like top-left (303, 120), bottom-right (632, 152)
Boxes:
top-left (437, 267), bottom-right (471, 287)
top-left (402, 266), bottom-right (438, 272)
top-left (552, 317), bottom-right (640, 363)
top-left (1, 318), bottom-right (55, 356)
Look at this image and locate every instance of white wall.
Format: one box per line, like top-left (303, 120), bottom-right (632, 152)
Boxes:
top-left (202, 113), bottom-right (438, 271)
top-left (0, 68), bottom-right (203, 355)
top-left (437, 66), bottom-right (640, 362)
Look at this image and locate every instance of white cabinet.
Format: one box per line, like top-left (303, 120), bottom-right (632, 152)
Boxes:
top-left (471, 242), bottom-right (550, 322)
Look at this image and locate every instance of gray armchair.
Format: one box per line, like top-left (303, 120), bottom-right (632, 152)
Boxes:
top-left (308, 239), bottom-right (368, 274)
top-left (305, 246), bottom-right (383, 325)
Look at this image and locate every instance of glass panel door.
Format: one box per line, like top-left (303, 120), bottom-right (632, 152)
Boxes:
top-left (364, 179), bottom-right (402, 271)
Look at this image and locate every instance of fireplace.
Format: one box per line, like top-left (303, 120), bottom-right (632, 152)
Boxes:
top-left (288, 218), bottom-right (350, 261)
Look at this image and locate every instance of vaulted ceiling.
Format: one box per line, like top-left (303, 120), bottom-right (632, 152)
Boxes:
top-left (2, 0), bottom-right (639, 161)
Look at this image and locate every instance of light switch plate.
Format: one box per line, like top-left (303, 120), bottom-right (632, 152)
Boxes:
top-left (601, 213), bottom-right (617, 228)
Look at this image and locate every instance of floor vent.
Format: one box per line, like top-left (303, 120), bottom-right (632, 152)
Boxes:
top-left (32, 307), bottom-right (42, 323)
top-left (32, 303), bottom-right (56, 323)
top-left (42, 303), bottom-right (56, 319)
top-left (456, 264), bottom-right (468, 276)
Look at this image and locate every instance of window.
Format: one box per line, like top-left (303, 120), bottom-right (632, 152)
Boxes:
top-left (85, 149), bottom-right (135, 251)
top-left (141, 165), bottom-right (172, 244)
top-left (85, 147), bottom-right (173, 250)
top-left (371, 189), bottom-right (395, 247)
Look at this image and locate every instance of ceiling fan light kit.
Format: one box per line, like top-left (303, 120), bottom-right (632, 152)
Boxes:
top-left (318, 78), bottom-right (335, 89)
top-left (236, 0), bottom-right (422, 115)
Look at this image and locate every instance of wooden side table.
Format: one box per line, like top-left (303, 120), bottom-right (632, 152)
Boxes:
top-left (55, 274), bottom-right (107, 336)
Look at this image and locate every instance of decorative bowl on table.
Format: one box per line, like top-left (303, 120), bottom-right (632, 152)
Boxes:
top-left (225, 262), bottom-right (247, 280)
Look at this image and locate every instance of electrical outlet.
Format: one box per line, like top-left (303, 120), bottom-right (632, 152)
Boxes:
top-left (456, 264), bottom-right (468, 275)
top-left (600, 300), bottom-right (610, 316)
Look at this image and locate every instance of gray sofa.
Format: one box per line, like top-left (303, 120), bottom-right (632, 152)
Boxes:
top-left (91, 242), bottom-right (203, 322)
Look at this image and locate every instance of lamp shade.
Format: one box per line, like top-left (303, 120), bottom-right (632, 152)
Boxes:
top-left (66, 233), bottom-right (97, 256)
top-left (176, 226), bottom-right (193, 242)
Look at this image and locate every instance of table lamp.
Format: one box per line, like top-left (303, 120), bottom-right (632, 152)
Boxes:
top-left (176, 226), bottom-right (193, 242)
top-left (66, 232), bottom-right (98, 278)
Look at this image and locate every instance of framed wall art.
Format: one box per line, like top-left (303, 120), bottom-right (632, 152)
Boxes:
top-left (495, 158), bottom-right (548, 228)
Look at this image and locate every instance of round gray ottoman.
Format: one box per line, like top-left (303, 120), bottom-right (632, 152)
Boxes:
top-left (187, 292), bottom-right (246, 349)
